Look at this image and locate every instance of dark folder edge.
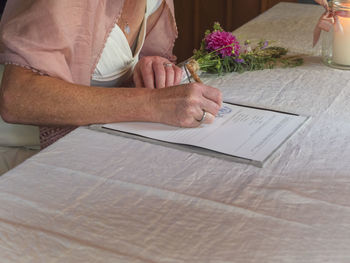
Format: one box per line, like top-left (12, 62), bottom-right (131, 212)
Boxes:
top-left (89, 124), bottom-right (261, 167)
top-left (89, 102), bottom-right (309, 168)
top-left (223, 101), bottom-right (299, 116)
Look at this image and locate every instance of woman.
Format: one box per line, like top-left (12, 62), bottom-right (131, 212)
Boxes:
top-left (0, 0), bottom-right (222, 149)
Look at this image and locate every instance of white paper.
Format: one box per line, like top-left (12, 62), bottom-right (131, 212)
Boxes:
top-left (102, 103), bottom-right (308, 166)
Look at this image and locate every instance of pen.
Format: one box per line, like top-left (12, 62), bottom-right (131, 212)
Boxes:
top-left (185, 60), bottom-right (224, 119)
top-left (185, 60), bottom-right (202, 83)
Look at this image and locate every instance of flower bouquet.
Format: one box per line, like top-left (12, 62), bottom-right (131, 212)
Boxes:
top-left (190, 22), bottom-right (303, 75)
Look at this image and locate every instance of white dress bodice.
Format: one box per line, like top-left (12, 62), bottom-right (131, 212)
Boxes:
top-left (91, 0), bottom-right (163, 87)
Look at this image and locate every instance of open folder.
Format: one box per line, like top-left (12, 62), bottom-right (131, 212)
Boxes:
top-left (90, 102), bottom-right (308, 167)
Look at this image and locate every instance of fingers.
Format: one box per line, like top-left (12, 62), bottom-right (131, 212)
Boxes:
top-left (163, 64), bottom-right (183, 87)
top-left (173, 65), bottom-right (183, 86)
top-left (181, 83), bottom-right (222, 127)
top-left (195, 111), bottom-right (215, 125)
top-left (133, 68), bottom-right (144, 87)
top-left (140, 60), bottom-right (155, 89)
top-left (153, 62), bottom-right (166, 89)
top-left (190, 110), bottom-right (216, 128)
top-left (192, 83), bottom-right (222, 118)
top-left (203, 112), bottom-right (215, 124)
top-left (202, 86), bottom-right (223, 108)
top-left (134, 57), bottom-right (182, 89)
top-left (164, 64), bottom-right (175, 88)
top-left (201, 96), bottom-right (221, 118)
top-left (193, 84), bottom-right (222, 126)
top-left (149, 79), bottom-right (222, 128)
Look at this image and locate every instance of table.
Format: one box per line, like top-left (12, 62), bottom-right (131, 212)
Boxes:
top-left (2, 3), bottom-right (350, 262)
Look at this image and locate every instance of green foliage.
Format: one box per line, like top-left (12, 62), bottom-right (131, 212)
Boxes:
top-left (192, 24), bottom-right (303, 75)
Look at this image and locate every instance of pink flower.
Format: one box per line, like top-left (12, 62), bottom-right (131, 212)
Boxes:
top-left (205, 31), bottom-right (240, 58)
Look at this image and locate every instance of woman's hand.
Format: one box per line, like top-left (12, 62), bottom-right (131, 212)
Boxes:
top-left (133, 56), bottom-right (183, 89)
top-left (150, 82), bottom-right (222, 127)
top-left (1, 65), bottom-right (221, 128)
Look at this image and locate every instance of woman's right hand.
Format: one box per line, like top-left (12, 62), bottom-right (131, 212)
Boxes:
top-left (0, 65), bottom-right (221, 128)
top-left (149, 82), bottom-right (222, 127)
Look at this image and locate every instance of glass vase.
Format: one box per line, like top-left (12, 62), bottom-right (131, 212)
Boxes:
top-left (322, 0), bottom-right (350, 69)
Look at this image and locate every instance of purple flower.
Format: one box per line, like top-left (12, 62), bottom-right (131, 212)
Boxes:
top-left (261, 41), bottom-right (269, 49)
top-left (205, 31), bottom-right (240, 58)
top-left (235, 58), bottom-right (245, 63)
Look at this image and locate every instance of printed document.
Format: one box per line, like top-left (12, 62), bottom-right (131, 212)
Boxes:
top-left (100, 102), bottom-right (308, 166)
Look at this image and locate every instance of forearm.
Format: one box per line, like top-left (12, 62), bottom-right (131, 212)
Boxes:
top-left (0, 65), bottom-right (155, 126)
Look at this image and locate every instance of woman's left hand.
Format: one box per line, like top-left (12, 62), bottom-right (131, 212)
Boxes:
top-left (133, 56), bottom-right (183, 89)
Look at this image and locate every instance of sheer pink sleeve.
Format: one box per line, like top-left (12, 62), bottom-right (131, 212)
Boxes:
top-left (141, 0), bottom-right (178, 63)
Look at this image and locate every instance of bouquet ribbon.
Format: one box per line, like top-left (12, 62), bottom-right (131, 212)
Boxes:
top-left (313, 0), bottom-right (344, 47)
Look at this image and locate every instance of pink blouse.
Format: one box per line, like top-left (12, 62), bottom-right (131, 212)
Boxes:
top-left (0, 0), bottom-right (178, 148)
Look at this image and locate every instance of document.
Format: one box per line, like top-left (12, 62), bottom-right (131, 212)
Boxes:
top-left (98, 102), bottom-right (308, 167)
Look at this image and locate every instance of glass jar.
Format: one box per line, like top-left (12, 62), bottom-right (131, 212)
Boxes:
top-left (322, 0), bottom-right (350, 69)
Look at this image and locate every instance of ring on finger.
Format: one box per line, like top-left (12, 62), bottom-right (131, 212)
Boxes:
top-left (163, 62), bottom-right (173, 67)
top-left (197, 110), bottom-right (207, 123)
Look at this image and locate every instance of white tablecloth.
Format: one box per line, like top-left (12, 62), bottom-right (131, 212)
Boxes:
top-left (2, 3), bottom-right (350, 262)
